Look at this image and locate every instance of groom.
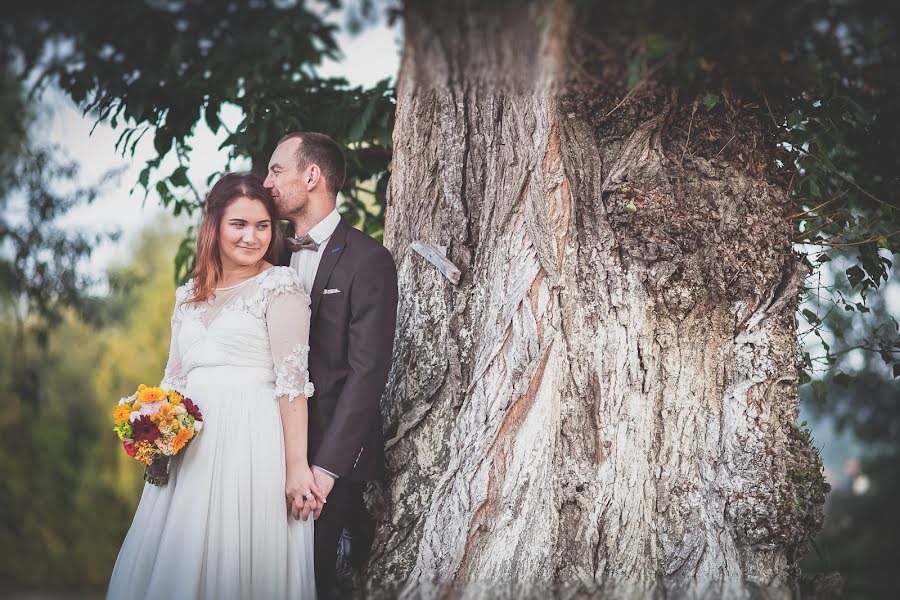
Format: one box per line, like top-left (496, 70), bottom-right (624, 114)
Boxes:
top-left (264, 132), bottom-right (398, 597)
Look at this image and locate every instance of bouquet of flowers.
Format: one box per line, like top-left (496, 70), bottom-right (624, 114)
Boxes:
top-left (113, 384), bottom-right (203, 485)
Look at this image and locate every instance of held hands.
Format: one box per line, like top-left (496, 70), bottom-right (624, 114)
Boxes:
top-left (311, 467), bottom-right (336, 520)
top-left (285, 463), bottom-right (324, 521)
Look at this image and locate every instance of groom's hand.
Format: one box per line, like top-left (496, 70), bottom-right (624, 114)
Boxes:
top-left (286, 464), bottom-right (323, 521)
top-left (311, 466), bottom-right (336, 519)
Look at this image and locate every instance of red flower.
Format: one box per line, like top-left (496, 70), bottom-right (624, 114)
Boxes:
top-left (122, 440), bottom-right (137, 458)
top-left (132, 415), bottom-right (160, 443)
top-left (183, 398), bottom-right (203, 422)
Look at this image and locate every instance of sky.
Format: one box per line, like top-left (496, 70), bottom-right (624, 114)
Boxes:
top-left (52, 16), bottom-right (402, 277)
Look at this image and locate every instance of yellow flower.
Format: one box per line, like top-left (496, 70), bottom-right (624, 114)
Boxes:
top-left (172, 427), bottom-right (194, 454)
top-left (113, 403), bottom-right (132, 425)
top-left (132, 401), bottom-right (142, 411)
top-left (138, 386), bottom-right (167, 404)
top-left (134, 441), bottom-right (155, 466)
top-left (168, 390), bottom-right (183, 405)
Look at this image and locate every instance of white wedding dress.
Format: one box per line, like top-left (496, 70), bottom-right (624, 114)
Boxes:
top-left (107, 266), bottom-right (316, 599)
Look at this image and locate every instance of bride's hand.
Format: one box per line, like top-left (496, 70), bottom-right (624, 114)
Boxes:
top-left (285, 462), bottom-right (322, 521)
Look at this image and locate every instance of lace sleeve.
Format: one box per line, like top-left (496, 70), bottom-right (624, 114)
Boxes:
top-left (160, 281), bottom-right (190, 392)
top-left (265, 269), bottom-right (314, 402)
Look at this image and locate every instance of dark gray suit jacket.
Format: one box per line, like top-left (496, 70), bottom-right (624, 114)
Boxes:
top-left (279, 219), bottom-right (398, 481)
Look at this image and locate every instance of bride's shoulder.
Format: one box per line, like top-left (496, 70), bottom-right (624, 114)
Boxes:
top-left (174, 279), bottom-right (194, 304)
top-left (259, 266), bottom-right (304, 296)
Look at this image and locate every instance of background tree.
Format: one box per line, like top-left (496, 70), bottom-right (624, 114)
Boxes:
top-left (799, 259), bottom-right (899, 598)
top-left (0, 66), bottom-right (117, 336)
top-left (0, 226), bottom-right (182, 591)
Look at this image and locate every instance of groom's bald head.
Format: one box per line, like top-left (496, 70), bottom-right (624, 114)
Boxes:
top-left (276, 132), bottom-right (346, 196)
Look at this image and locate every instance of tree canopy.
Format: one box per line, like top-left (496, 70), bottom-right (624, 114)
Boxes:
top-left (4, 0), bottom-right (394, 280)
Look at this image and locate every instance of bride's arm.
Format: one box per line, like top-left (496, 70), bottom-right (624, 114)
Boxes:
top-left (266, 281), bottom-right (321, 520)
top-left (160, 284), bottom-right (188, 391)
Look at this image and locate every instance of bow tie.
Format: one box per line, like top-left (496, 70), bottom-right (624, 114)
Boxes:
top-left (286, 233), bottom-right (320, 253)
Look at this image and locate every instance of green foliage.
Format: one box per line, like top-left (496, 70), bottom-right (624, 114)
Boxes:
top-left (0, 225), bottom-right (181, 592)
top-left (0, 65), bottom-right (121, 329)
top-left (4, 0), bottom-right (396, 284)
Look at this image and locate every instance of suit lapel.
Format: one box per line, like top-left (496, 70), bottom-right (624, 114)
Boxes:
top-left (311, 219), bottom-right (349, 319)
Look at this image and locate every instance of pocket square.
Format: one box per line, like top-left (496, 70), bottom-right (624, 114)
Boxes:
top-left (323, 288), bottom-right (341, 295)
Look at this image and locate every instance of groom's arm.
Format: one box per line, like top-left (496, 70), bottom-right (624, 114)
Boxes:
top-left (312, 248), bottom-right (398, 478)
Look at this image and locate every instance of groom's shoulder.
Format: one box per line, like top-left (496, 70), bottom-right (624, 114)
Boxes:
top-left (344, 225), bottom-right (395, 268)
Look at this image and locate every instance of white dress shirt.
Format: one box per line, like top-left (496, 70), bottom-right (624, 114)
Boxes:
top-left (288, 207), bottom-right (341, 481)
top-left (289, 208), bottom-right (342, 296)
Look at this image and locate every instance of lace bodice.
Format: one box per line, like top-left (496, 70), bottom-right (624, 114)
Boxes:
top-left (160, 266), bottom-right (314, 401)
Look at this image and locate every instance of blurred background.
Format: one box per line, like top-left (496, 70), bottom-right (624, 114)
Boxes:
top-left (1, 1), bottom-right (897, 598)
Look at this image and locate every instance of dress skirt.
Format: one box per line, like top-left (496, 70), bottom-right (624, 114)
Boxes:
top-left (107, 365), bottom-right (315, 599)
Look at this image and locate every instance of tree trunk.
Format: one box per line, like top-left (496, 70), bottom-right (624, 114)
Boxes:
top-left (369, 1), bottom-right (827, 597)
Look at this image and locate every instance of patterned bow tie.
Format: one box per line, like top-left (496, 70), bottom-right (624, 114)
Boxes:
top-left (286, 233), bottom-right (319, 253)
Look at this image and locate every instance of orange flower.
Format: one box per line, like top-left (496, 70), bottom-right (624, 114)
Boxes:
top-left (113, 403), bottom-right (132, 425)
top-left (138, 386), bottom-right (167, 404)
top-left (152, 403), bottom-right (179, 432)
top-left (172, 427), bottom-right (194, 454)
top-left (151, 403), bottom-right (175, 421)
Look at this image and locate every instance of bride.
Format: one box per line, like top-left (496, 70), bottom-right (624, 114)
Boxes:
top-left (107, 173), bottom-right (319, 599)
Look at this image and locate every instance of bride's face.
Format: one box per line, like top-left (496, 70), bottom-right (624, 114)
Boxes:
top-left (218, 196), bottom-right (272, 270)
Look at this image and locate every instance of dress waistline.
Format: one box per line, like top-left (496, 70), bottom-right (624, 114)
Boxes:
top-left (186, 365), bottom-right (275, 387)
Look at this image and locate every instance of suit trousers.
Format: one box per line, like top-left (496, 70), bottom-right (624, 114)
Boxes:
top-left (314, 479), bottom-right (369, 599)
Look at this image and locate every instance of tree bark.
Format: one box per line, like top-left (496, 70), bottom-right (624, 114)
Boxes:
top-left (368, 1), bottom-right (827, 597)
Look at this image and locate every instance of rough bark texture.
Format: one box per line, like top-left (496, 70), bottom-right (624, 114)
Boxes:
top-left (367, 1), bottom-right (827, 597)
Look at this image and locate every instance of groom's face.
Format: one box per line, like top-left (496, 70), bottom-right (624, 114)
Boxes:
top-left (264, 139), bottom-right (308, 219)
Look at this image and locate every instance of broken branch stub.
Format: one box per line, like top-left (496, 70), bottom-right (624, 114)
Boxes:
top-left (410, 241), bottom-right (461, 285)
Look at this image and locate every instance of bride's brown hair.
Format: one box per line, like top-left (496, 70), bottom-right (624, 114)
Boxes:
top-left (187, 173), bottom-right (282, 304)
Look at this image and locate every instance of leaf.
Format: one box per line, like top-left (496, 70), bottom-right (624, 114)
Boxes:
top-left (137, 166), bottom-right (150, 190)
top-left (169, 166), bottom-right (189, 188)
top-left (802, 308), bottom-right (820, 324)
top-left (627, 55), bottom-right (642, 88)
top-left (204, 100), bottom-right (221, 133)
top-left (348, 95), bottom-right (378, 142)
top-left (833, 372), bottom-right (853, 387)
top-left (809, 177), bottom-right (821, 199)
top-left (155, 181), bottom-right (173, 207)
top-left (846, 265), bottom-right (865, 288)
top-left (154, 128), bottom-right (173, 155)
top-left (702, 93), bottom-right (719, 111)
top-left (811, 380), bottom-right (827, 402)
